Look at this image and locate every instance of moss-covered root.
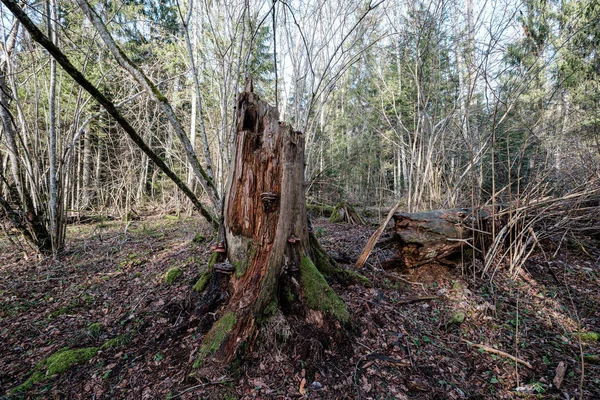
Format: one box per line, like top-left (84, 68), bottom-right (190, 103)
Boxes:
top-left (309, 233), bottom-right (371, 287)
top-left (193, 312), bottom-right (237, 368)
top-left (12, 347), bottom-right (99, 393)
top-left (192, 252), bottom-right (221, 292)
top-left (193, 272), bottom-right (211, 292)
top-left (300, 256), bottom-right (350, 323)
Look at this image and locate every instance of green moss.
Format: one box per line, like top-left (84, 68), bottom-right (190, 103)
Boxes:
top-left (577, 332), bottom-right (600, 342)
top-left (45, 347), bottom-right (99, 375)
top-left (234, 241), bottom-right (256, 278)
top-left (48, 300), bottom-right (79, 319)
top-left (445, 311), bottom-right (466, 328)
top-left (12, 347), bottom-right (99, 393)
top-left (207, 252), bottom-right (218, 270)
top-left (193, 272), bottom-right (211, 292)
top-left (12, 371), bottom-right (44, 393)
top-left (88, 322), bottom-right (103, 337)
top-left (193, 312), bottom-right (237, 368)
top-left (164, 267), bottom-right (182, 284)
top-left (299, 256), bottom-right (349, 323)
top-left (329, 204), bottom-right (343, 223)
top-left (306, 203), bottom-right (334, 217)
top-left (192, 233), bottom-right (206, 243)
top-left (345, 270), bottom-right (372, 286)
top-left (584, 355), bottom-right (600, 364)
top-left (284, 287), bottom-right (295, 303)
top-left (100, 335), bottom-right (129, 350)
top-left (261, 299), bottom-right (278, 321)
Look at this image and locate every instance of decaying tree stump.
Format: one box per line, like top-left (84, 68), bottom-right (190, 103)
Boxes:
top-left (192, 84), bottom-right (363, 371)
top-left (380, 208), bottom-right (495, 269)
top-left (330, 202), bottom-right (365, 225)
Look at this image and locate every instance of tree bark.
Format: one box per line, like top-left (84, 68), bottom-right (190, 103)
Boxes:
top-left (47, 0), bottom-right (62, 254)
top-left (192, 85), bottom-right (356, 370)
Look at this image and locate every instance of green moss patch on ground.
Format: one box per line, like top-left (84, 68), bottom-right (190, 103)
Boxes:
top-left (164, 267), bottom-right (182, 284)
top-left (12, 347), bottom-right (99, 393)
top-left (577, 331), bottom-right (599, 342)
top-left (100, 335), bottom-right (130, 350)
top-left (87, 322), bottom-right (103, 337)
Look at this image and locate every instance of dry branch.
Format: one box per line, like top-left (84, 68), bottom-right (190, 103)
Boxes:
top-left (355, 201), bottom-right (401, 269)
top-left (462, 340), bottom-right (533, 369)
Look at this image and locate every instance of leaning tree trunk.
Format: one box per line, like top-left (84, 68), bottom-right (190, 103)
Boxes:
top-left (192, 85), bottom-right (357, 370)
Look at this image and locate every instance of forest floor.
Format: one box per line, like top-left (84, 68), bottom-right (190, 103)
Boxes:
top-left (1, 212), bottom-right (599, 399)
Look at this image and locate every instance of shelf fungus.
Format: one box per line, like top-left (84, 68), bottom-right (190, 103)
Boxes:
top-left (213, 242), bottom-right (226, 253)
top-left (261, 192), bottom-right (279, 211)
top-left (287, 234), bottom-right (301, 244)
top-left (214, 261), bottom-right (235, 274)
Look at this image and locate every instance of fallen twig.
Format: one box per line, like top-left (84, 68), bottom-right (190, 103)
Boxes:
top-left (462, 339), bottom-right (533, 369)
top-left (174, 378), bottom-right (233, 397)
top-left (396, 295), bottom-right (440, 304)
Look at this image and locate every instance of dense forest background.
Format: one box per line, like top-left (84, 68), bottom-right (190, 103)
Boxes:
top-left (1, 0), bottom-right (599, 250)
top-left (2, 1), bottom-right (600, 398)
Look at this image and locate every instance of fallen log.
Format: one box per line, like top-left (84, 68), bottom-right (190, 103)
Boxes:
top-left (380, 208), bottom-right (496, 269)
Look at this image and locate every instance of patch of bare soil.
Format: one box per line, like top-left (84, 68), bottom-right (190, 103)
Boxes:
top-left (1, 216), bottom-right (599, 399)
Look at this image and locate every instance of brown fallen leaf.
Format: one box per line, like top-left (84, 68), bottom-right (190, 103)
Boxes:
top-left (299, 378), bottom-right (307, 395)
top-left (553, 361), bottom-right (567, 389)
top-left (405, 377), bottom-right (429, 392)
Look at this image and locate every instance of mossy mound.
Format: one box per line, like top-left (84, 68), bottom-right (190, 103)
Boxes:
top-left (87, 322), bottom-right (103, 337)
top-left (164, 267), bottom-right (183, 284)
top-left (12, 347), bottom-right (99, 393)
top-left (100, 334), bottom-right (130, 350)
top-left (300, 256), bottom-right (349, 323)
top-left (577, 332), bottom-right (600, 342)
top-left (192, 233), bottom-right (206, 243)
top-left (12, 334), bottom-right (130, 393)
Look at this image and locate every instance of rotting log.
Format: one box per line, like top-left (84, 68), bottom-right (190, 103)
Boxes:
top-left (192, 83), bottom-right (366, 372)
top-left (380, 208), bottom-right (495, 269)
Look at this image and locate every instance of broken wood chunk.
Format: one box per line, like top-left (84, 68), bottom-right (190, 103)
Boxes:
top-left (380, 208), bottom-right (497, 269)
top-left (553, 361), bottom-right (567, 389)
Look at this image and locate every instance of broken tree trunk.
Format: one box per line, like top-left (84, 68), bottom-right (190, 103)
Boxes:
top-left (380, 208), bottom-right (495, 269)
top-left (192, 85), bottom-right (359, 370)
top-left (330, 202), bottom-right (365, 225)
